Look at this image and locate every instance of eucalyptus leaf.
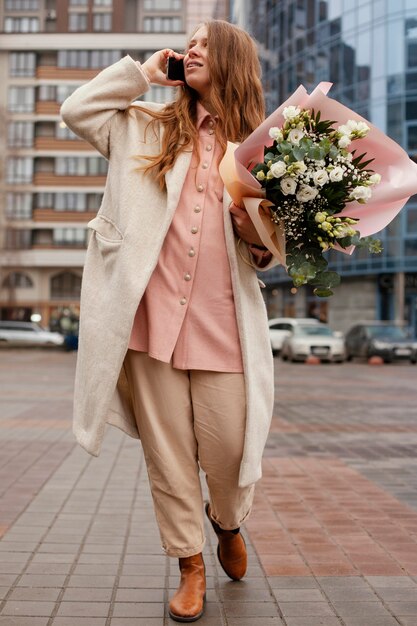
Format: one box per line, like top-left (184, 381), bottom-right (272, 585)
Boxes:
top-left (313, 287), bottom-right (334, 298)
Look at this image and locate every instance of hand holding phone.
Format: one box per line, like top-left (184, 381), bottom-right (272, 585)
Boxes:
top-left (166, 56), bottom-right (185, 82)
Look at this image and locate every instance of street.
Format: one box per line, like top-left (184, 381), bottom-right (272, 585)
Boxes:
top-left (0, 350), bottom-right (416, 625)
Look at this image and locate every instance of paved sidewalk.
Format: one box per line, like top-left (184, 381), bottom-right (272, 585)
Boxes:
top-left (0, 350), bottom-right (417, 626)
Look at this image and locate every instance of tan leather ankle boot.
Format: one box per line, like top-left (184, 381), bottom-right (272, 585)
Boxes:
top-left (205, 503), bottom-right (247, 581)
top-left (168, 553), bottom-right (206, 623)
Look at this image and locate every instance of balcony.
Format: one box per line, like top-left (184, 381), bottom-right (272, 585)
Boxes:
top-left (35, 137), bottom-right (92, 151)
top-left (0, 248), bottom-right (87, 268)
top-left (36, 66), bottom-right (99, 80)
top-left (33, 173), bottom-right (106, 186)
top-left (35, 101), bottom-right (61, 115)
top-left (33, 208), bottom-right (96, 221)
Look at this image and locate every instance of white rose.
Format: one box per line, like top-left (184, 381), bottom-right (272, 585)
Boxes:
top-left (368, 173), bottom-right (381, 185)
top-left (288, 128), bottom-right (305, 144)
top-left (313, 169), bottom-right (329, 186)
top-left (349, 185), bottom-right (372, 202)
top-left (329, 166), bottom-right (344, 182)
top-left (338, 135), bottom-right (351, 148)
top-left (268, 127), bottom-right (283, 142)
top-left (283, 105), bottom-right (301, 120)
top-left (270, 161), bottom-right (287, 178)
top-left (296, 185), bottom-right (318, 202)
top-left (280, 177), bottom-right (297, 195)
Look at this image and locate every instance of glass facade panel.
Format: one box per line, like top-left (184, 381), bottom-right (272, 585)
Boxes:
top-left (249, 0), bottom-right (417, 280)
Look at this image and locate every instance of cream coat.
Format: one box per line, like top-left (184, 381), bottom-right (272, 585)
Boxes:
top-left (60, 55), bottom-right (276, 488)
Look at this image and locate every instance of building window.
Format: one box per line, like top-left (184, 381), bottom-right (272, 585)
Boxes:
top-left (69, 0), bottom-right (88, 4)
top-left (55, 157), bottom-right (108, 176)
top-left (8, 86), bottom-right (35, 112)
top-left (5, 0), bottom-right (39, 8)
top-left (144, 85), bottom-right (172, 104)
top-left (9, 52), bottom-right (36, 77)
top-left (6, 193), bottom-right (32, 220)
top-left (2, 273), bottom-right (33, 289)
top-left (53, 228), bottom-right (86, 246)
top-left (56, 85), bottom-right (77, 103)
top-left (55, 193), bottom-right (87, 211)
top-left (51, 272), bottom-right (82, 299)
top-left (143, 0), bottom-right (182, 8)
top-left (5, 229), bottom-right (32, 250)
top-left (93, 12), bottom-right (112, 31)
top-left (68, 13), bottom-right (88, 31)
top-left (35, 192), bottom-right (54, 208)
top-left (143, 16), bottom-right (182, 32)
top-left (4, 17), bottom-right (39, 32)
top-left (57, 49), bottom-right (121, 69)
top-left (94, 0), bottom-right (112, 5)
top-left (38, 85), bottom-right (56, 101)
top-left (56, 123), bottom-right (78, 140)
top-left (7, 158), bottom-right (33, 184)
top-left (8, 122), bottom-right (34, 148)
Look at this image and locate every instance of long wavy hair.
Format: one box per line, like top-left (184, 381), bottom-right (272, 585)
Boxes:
top-left (130, 20), bottom-right (265, 189)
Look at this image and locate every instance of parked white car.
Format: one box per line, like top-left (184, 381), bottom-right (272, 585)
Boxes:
top-left (281, 323), bottom-right (345, 363)
top-left (268, 317), bottom-right (320, 355)
top-left (0, 321), bottom-right (64, 347)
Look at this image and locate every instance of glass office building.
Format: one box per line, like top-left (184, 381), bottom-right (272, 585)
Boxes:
top-left (242, 0), bottom-right (417, 333)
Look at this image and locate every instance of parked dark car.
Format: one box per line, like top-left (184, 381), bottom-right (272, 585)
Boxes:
top-left (345, 323), bottom-right (417, 363)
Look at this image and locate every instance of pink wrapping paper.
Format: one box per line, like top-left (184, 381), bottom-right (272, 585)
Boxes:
top-left (219, 82), bottom-right (417, 262)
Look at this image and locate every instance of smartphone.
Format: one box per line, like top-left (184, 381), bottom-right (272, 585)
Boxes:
top-left (166, 56), bottom-right (185, 82)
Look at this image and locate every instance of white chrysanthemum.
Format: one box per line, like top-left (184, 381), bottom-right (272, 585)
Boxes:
top-left (313, 169), bottom-right (329, 187)
top-left (338, 124), bottom-right (352, 137)
top-left (338, 135), bottom-right (351, 148)
top-left (329, 166), bottom-right (344, 182)
top-left (288, 128), bottom-right (305, 145)
top-left (368, 173), bottom-right (381, 185)
top-left (280, 177), bottom-right (297, 195)
top-left (268, 127), bottom-right (284, 142)
top-left (296, 185), bottom-right (318, 202)
top-left (270, 161), bottom-right (287, 178)
top-left (283, 105), bottom-right (301, 120)
top-left (349, 185), bottom-right (372, 201)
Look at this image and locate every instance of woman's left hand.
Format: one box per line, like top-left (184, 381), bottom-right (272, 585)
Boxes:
top-left (229, 202), bottom-right (265, 247)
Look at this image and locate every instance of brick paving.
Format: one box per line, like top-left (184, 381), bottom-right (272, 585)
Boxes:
top-left (0, 350), bottom-right (417, 625)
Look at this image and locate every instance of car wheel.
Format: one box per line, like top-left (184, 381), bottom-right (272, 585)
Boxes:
top-left (410, 359), bottom-right (416, 365)
top-left (281, 352), bottom-right (288, 361)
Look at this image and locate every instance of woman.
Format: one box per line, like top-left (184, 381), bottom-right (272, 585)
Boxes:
top-left (61, 19), bottom-right (276, 623)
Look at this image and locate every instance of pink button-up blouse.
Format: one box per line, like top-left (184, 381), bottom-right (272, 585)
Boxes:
top-left (128, 102), bottom-right (244, 372)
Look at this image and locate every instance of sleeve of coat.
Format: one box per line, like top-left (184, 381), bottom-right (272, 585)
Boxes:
top-left (60, 55), bottom-right (151, 159)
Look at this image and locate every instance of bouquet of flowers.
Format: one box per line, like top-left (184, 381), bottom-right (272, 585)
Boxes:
top-left (219, 82), bottom-right (417, 297)
top-left (251, 106), bottom-right (382, 296)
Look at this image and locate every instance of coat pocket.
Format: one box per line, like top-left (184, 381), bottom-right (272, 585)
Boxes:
top-left (87, 215), bottom-right (124, 243)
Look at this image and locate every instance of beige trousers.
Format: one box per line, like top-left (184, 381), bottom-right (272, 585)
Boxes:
top-left (124, 350), bottom-right (255, 557)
